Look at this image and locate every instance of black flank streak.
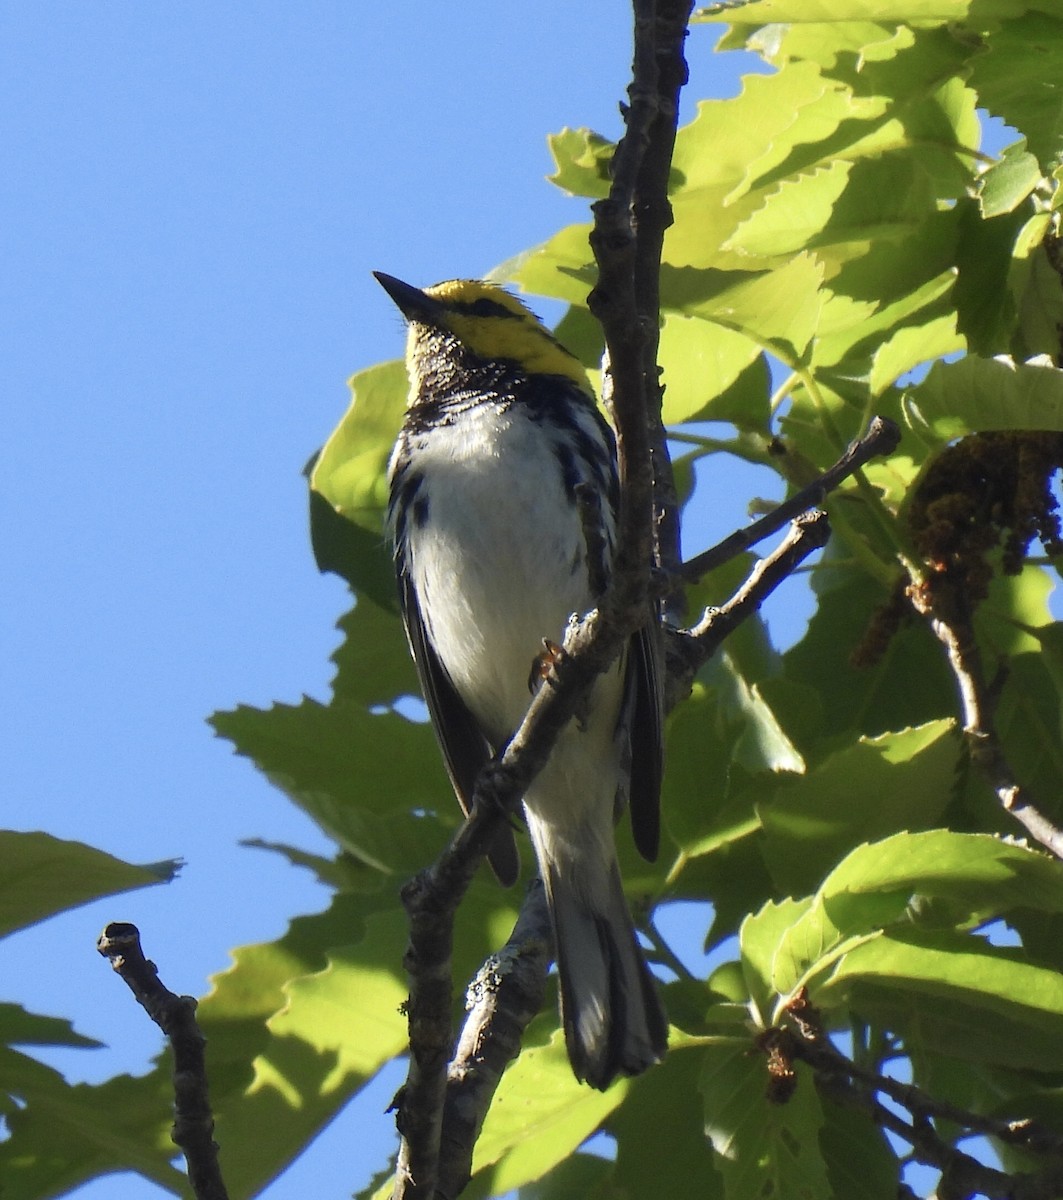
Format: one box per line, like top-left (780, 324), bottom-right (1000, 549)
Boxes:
top-left (391, 467), bottom-right (425, 544)
top-left (554, 440), bottom-right (583, 502)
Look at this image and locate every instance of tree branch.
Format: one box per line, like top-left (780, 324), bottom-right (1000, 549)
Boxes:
top-left (680, 415), bottom-right (900, 583)
top-left (589, 0), bottom-right (694, 616)
top-left (435, 882), bottom-right (553, 1200)
top-left (665, 511), bottom-right (831, 707)
top-left (908, 568), bottom-right (1063, 861)
top-left (781, 995), bottom-right (1063, 1200)
top-left (96, 922), bottom-right (229, 1200)
top-left (632, 0), bottom-right (693, 609)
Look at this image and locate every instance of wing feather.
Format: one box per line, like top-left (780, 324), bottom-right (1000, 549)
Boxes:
top-left (397, 569), bottom-right (521, 885)
top-left (623, 618), bottom-right (664, 862)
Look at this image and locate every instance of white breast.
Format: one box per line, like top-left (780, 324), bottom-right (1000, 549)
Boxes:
top-left (403, 403), bottom-right (600, 745)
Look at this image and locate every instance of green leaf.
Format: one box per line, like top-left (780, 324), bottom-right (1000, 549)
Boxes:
top-left (516, 1153), bottom-right (616, 1199)
top-left (308, 360), bottom-right (407, 602)
top-left (1010, 215), bottom-right (1063, 362)
top-left (329, 596), bottom-right (421, 706)
top-left (741, 898), bottom-right (813, 1026)
top-left (611, 1047), bottom-right (723, 1199)
top-left (662, 683), bottom-right (754, 859)
top-left (868, 311), bottom-right (962, 395)
top-left (980, 566), bottom-right (1055, 658)
top-left (819, 1096), bottom-right (898, 1200)
top-left (662, 255), bottom-right (827, 363)
top-left (0, 1003), bottom-right (101, 1050)
top-left (546, 127), bottom-right (613, 199)
top-left (678, 835), bottom-right (780, 948)
top-left (968, 10), bottom-right (1063, 173)
top-left (860, 977), bottom-right (1063, 1071)
top-left (978, 138), bottom-right (1044, 218)
top-left (196, 891), bottom-right (396, 1092)
top-left (0, 831), bottom-right (178, 939)
top-left (993, 650), bottom-right (1063, 830)
top-left (658, 313), bottom-right (761, 425)
top-left (701, 1039), bottom-right (830, 1200)
top-left (783, 567), bottom-right (957, 737)
top-left (714, 655), bottom-right (807, 778)
top-left (210, 698), bottom-right (460, 874)
top-left (498, 223), bottom-right (596, 305)
top-left (197, 906), bottom-right (410, 1199)
top-left (667, 64), bottom-right (855, 272)
top-left (697, 1), bottom-right (973, 22)
top-left (818, 930), bottom-right (1063, 1073)
top-left (773, 831), bottom-right (1063, 996)
top-left (0, 1056), bottom-right (181, 1199)
top-left (310, 360), bottom-right (406, 536)
top-left (680, 352), bottom-right (772, 430)
top-left (728, 161), bottom-right (853, 259)
top-left (467, 1031), bottom-right (627, 1198)
top-left (953, 198), bottom-right (1029, 356)
top-left (759, 721), bottom-right (960, 895)
top-left (904, 354), bottom-right (1063, 445)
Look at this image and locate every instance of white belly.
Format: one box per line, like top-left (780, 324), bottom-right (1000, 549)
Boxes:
top-left (404, 404), bottom-right (596, 745)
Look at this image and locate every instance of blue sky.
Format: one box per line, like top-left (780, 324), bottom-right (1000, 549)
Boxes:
top-left (2, 6), bottom-right (775, 1197)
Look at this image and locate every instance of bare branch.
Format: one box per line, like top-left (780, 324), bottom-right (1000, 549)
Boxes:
top-left (589, 0), bottom-right (694, 614)
top-left (909, 571), bottom-right (1063, 861)
top-left (436, 883), bottom-right (553, 1200)
top-left (631, 0), bottom-right (694, 606)
top-left (96, 923), bottom-right (230, 1200)
top-left (665, 512), bottom-right (830, 709)
top-left (782, 996), bottom-right (1063, 1200)
top-left (681, 416), bottom-right (900, 583)
top-left (392, 873), bottom-right (458, 1199)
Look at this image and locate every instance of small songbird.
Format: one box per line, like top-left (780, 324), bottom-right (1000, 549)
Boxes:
top-left (379, 272), bottom-right (667, 1089)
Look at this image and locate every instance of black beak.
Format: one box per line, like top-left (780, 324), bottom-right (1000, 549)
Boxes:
top-left (373, 272), bottom-right (442, 324)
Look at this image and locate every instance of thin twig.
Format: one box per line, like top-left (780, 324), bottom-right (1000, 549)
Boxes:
top-left (785, 993), bottom-right (1063, 1158)
top-left (97, 923), bottom-right (229, 1200)
top-left (909, 574), bottom-right (1063, 861)
top-left (783, 1015), bottom-right (1063, 1200)
top-left (664, 512), bottom-right (831, 707)
top-left (680, 415), bottom-right (900, 583)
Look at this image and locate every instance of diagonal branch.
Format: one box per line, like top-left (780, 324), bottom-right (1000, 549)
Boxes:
top-left (680, 415), bottom-right (900, 583)
top-left (96, 923), bottom-right (230, 1200)
top-left (435, 882), bottom-right (553, 1200)
top-left (782, 994), bottom-right (1063, 1200)
top-left (665, 511), bottom-right (831, 708)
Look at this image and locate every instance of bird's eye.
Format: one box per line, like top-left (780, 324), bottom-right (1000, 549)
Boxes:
top-left (466, 297), bottom-right (512, 319)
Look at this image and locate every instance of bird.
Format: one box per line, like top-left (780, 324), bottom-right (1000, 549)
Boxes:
top-left (378, 271), bottom-right (667, 1090)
